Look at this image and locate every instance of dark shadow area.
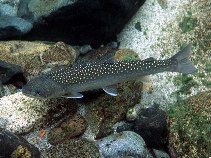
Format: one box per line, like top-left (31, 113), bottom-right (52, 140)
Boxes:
top-left (5, 73), bottom-right (27, 88)
top-left (18, 0), bottom-right (146, 47)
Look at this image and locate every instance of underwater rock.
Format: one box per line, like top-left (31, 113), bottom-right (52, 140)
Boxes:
top-left (0, 128), bottom-right (40, 158)
top-left (0, 0), bottom-right (76, 39)
top-left (0, 41), bottom-right (78, 79)
top-left (22, 0), bottom-right (146, 47)
top-left (0, 0), bottom-right (32, 38)
top-left (114, 49), bottom-right (139, 61)
top-left (48, 114), bottom-right (87, 145)
top-left (0, 16), bottom-right (33, 39)
top-left (134, 104), bottom-right (169, 150)
top-left (1, 0), bottom-right (146, 47)
top-left (0, 92), bottom-right (78, 134)
top-left (78, 44), bottom-right (92, 55)
top-left (76, 43), bottom-right (117, 63)
top-left (0, 84), bottom-right (20, 98)
top-left (114, 121), bottom-right (134, 133)
top-left (0, 60), bottom-right (25, 85)
top-left (168, 91), bottom-right (211, 158)
top-left (152, 149), bottom-right (170, 158)
top-left (28, 0), bottom-right (76, 20)
top-left (97, 131), bottom-right (148, 158)
top-left (44, 138), bottom-right (101, 158)
top-left (157, 0), bottom-right (168, 9)
top-left (40, 41), bottom-right (79, 67)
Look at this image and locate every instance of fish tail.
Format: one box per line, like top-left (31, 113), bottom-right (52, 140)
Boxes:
top-left (171, 44), bottom-right (197, 74)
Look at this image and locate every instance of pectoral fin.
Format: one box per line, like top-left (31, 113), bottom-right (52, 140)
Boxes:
top-left (103, 85), bottom-right (118, 96)
top-left (62, 92), bottom-right (83, 98)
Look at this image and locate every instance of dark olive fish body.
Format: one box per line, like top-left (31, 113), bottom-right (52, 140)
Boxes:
top-left (52, 59), bottom-right (174, 92)
top-left (22, 44), bottom-right (196, 99)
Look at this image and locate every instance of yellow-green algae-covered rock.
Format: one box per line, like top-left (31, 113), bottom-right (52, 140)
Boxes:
top-left (167, 91), bottom-right (211, 157)
top-left (11, 145), bottom-right (32, 158)
top-left (0, 128), bottom-right (40, 158)
top-left (43, 138), bottom-right (101, 158)
top-left (0, 92), bottom-right (78, 134)
top-left (0, 41), bottom-right (78, 79)
top-left (48, 114), bottom-right (87, 145)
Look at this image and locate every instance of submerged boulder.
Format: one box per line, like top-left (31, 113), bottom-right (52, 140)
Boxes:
top-left (134, 105), bottom-right (169, 150)
top-left (48, 114), bottom-right (87, 145)
top-left (0, 41), bottom-right (78, 79)
top-left (44, 138), bottom-right (101, 158)
top-left (0, 60), bottom-right (26, 87)
top-left (0, 128), bottom-right (40, 158)
top-left (97, 131), bottom-right (149, 158)
top-left (0, 92), bottom-right (78, 134)
top-left (1, 0), bottom-right (146, 47)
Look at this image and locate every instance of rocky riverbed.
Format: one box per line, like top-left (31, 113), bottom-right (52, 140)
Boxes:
top-left (0, 0), bottom-right (210, 157)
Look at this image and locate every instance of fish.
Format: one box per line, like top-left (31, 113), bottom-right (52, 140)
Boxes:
top-left (22, 44), bottom-right (196, 99)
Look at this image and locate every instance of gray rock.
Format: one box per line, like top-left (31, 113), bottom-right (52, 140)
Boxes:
top-left (134, 104), bottom-right (168, 150)
top-left (0, 60), bottom-right (24, 84)
top-left (79, 44), bottom-right (92, 55)
top-left (152, 149), bottom-right (170, 158)
top-left (0, 0), bottom-right (77, 39)
top-left (28, 0), bottom-right (77, 20)
top-left (0, 16), bottom-right (32, 38)
top-left (0, 3), bottom-right (16, 16)
top-left (97, 131), bottom-right (148, 158)
top-left (0, 0), bottom-right (146, 47)
top-left (114, 121), bottom-right (134, 133)
top-left (0, 92), bottom-right (78, 134)
top-left (0, 127), bottom-right (40, 158)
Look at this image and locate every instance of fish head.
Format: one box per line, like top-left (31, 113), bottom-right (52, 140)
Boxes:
top-left (22, 75), bottom-right (66, 99)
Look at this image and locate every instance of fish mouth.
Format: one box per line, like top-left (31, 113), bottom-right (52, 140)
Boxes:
top-left (21, 90), bottom-right (46, 99)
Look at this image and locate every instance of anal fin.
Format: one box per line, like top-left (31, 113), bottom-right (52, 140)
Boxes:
top-left (62, 92), bottom-right (83, 98)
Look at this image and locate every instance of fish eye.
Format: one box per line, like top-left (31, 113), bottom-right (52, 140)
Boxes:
top-left (35, 90), bottom-right (42, 96)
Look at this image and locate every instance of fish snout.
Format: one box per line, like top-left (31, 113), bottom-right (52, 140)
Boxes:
top-left (22, 85), bottom-right (43, 98)
top-left (30, 89), bottom-right (42, 97)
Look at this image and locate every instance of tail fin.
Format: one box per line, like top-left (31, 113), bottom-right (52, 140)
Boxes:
top-left (171, 44), bottom-right (197, 74)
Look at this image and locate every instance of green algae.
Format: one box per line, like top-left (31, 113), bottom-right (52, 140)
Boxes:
top-left (121, 85), bottom-right (133, 97)
top-left (115, 49), bottom-right (139, 61)
top-left (122, 54), bottom-right (137, 61)
top-left (201, 79), bottom-right (211, 86)
top-left (11, 145), bottom-right (32, 158)
top-left (205, 63), bottom-right (211, 73)
top-left (172, 74), bottom-right (198, 96)
top-left (179, 12), bottom-right (197, 33)
top-left (167, 91), bottom-right (211, 157)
